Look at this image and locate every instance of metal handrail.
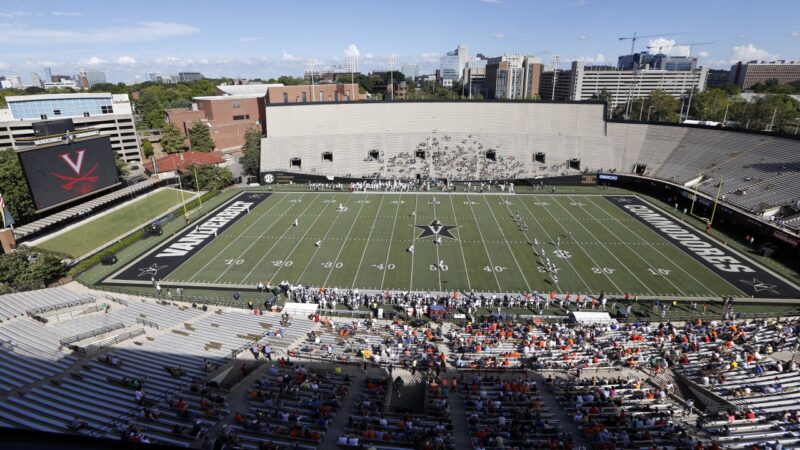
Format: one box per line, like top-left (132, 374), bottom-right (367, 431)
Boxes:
top-left (59, 323), bottom-right (125, 347)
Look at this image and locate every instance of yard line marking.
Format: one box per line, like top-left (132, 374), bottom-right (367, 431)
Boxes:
top-left (447, 194), bottom-right (472, 292)
top-left (482, 193), bottom-right (531, 293)
top-left (322, 195), bottom-right (371, 288)
top-left (409, 195), bottom-right (419, 291)
top-left (432, 192), bottom-right (442, 292)
top-left (586, 196), bottom-right (720, 295)
top-left (465, 194), bottom-right (502, 292)
top-left (548, 196), bottom-right (644, 295)
top-left (186, 193), bottom-right (292, 282)
top-left (380, 194), bottom-right (403, 289)
top-left (239, 193), bottom-right (324, 283)
top-left (576, 195), bottom-right (687, 297)
top-left (295, 194), bottom-right (362, 284)
top-left (517, 195), bottom-right (591, 294)
top-left (351, 194), bottom-right (387, 288)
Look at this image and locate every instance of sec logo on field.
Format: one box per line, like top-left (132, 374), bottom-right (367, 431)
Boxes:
top-left (263, 174), bottom-right (275, 184)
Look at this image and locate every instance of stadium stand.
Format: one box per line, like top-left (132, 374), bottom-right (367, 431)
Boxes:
top-left (0, 282), bottom-right (799, 449)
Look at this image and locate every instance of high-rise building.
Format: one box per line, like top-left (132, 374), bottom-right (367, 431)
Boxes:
top-left (485, 55), bottom-right (542, 99)
top-left (541, 61), bottom-right (708, 108)
top-left (77, 69), bottom-right (107, 89)
top-left (44, 67), bottom-right (53, 83)
top-left (178, 72), bottom-right (204, 82)
top-left (618, 52), bottom-right (697, 71)
top-left (439, 44), bottom-right (469, 82)
top-left (30, 73), bottom-right (44, 89)
top-left (728, 60), bottom-right (800, 90)
top-left (4, 76), bottom-right (24, 89)
top-left (0, 93), bottom-right (142, 163)
top-left (401, 64), bottom-right (419, 82)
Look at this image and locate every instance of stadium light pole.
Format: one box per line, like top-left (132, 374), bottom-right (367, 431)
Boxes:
top-left (346, 55), bottom-right (359, 99)
top-left (551, 54), bottom-right (561, 101)
top-left (306, 59), bottom-right (317, 103)
top-left (388, 54), bottom-right (398, 101)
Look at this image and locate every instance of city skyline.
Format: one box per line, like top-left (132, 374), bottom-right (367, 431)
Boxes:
top-left (1, 0), bottom-right (799, 84)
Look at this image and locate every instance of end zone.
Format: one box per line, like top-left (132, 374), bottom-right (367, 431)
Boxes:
top-left (607, 196), bottom-right (800, 299)
top-left (103, 191), bottom-right (271, 286)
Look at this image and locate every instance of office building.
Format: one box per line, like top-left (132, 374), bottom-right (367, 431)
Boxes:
top-left (148, 73), bottom-right (161, 83)
top-left (401, 64), bottom-right (419, 82)
top-left (541, 61), bottom-right (708, 108)
top-left (0, 93), bottom-right (142, 163)
top-left (618, 52), bottom-right (697, 71)
top-left (440, 44), bottom-right (469, 82)
top-left (728, 60), bottom-right (800, 90)
top-left (30, 73), bottom-right (44, 89)
top-left (44, 80), bottom-right (78, 89)
top-left (485, 55), bottom-right (542, 99)
top-left (178, 72), bottom-right (204, 82)
top-left (3, 76), bottom-right (24, 89)
top-left (78, 69), bottom-right (107, 89)
top-left (44, 67), bottom-right (53, 83)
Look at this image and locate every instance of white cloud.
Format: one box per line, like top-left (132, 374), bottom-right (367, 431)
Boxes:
top-left (577, 53), bottom-right (606, 64)
top-left (282, 50), bottom-right (298, 61)
top-left (729, 43), bottom-right (777, 62)
top-left (480, 0), bottom-right (503, 4)
top-left (238, 36), bottom-right (261, 43)
top-left (492, 33), bottom-right (508, 40)
top-left (51, 11), bottom-right (82, 17)
top-left (0, 21), bottom-right (199, 45)
top-left (344, 44), bottom-right (360, 58)
top-left (0, 62), bottom-right (7, 70)
top-left (575, 0), bottom-right (588, 5)
top-left (421, 52), bottom-right (440, 62)
top-left (83, 56), bottom-right (105, 66)
top-left (647, 38), bottom-right (690, 56)
top-left (737, 34), bottom-right (746, 39)
top-left (116, 56), bottom-right (137, 65)
top-left (792, 31), bottom-right (800, 37)
top-left (364, 53), bottom-right (374, 60)
top-left (0, 11), bottom-right (28, 18)
top-left (578, 35), bottom-right (589, 41)
top-left (697, 51), bottom-right (710, 58)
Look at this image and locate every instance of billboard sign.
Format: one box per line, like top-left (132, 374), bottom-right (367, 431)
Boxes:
top-left (17, 136), bottom-right (120, 212)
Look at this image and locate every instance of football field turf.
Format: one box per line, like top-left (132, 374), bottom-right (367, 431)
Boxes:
top-left (147, 191), bottom-right (759, 298)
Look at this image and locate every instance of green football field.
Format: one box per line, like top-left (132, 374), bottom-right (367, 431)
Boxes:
top-left (163, 191), bottom-right (745, 298)
top-left (36, 187), bottom-right (196, 258)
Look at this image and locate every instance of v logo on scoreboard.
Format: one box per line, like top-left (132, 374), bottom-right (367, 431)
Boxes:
top-left (59, 150), bottom-right (86, 175)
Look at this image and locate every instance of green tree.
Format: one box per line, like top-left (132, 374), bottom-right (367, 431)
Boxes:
top-left (141, 139), bottom-right (154, 159)
top-left (114, 152), bottom-right (129, 179)
top-left (181, 164), bottom-right (234, 191)
top-left (0, 150), bottom-right (38, 226)
top-left (24, 86), bottom-right (46, 94)
top-left (239, 128), bottom-right (262, 177)
top-left (0, 246), bottom-right (67, 291)
top-left (691, 88), bottom-right (731, 122)
top-left (160, 123), bottom-right (186, 154)
top-left (188, 120), bottom-right (215, 152)
top-left (144, 110), bottom-right (165, 129)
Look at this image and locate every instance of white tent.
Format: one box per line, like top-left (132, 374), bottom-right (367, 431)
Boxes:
top-left (569, 311), bottom-right (616, 325)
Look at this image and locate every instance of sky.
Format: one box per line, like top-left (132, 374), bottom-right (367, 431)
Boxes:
top-left (1, 0), bottom-right (798, 84)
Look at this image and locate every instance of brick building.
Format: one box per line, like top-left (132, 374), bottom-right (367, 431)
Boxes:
top-left (165, 83), bottom-right (363, 150)
top-left (728, 60), bottom-right (800, 90)
top-left (165, 94), bottom-right (264, 151)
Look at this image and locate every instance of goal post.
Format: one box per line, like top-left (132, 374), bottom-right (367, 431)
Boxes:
top-left (689, 176), bottom-right (723, 226)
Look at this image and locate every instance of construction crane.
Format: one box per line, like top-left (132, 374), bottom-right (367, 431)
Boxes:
top-left (647, 41), bottom-right (714, 57)
top-left (619, 31), bottom-right (687, 55)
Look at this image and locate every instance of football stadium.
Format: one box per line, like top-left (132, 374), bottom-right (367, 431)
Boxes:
top-left (0, 99), bottom-right (799, 450)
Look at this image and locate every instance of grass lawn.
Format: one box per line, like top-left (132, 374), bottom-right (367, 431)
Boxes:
top-left (163, 191), bottom-right (744, 298)
top-left (36, 188), bottom-right (196, 258)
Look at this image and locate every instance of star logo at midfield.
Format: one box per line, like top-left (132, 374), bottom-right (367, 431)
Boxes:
top-left (138, 263), bottom-right (168, 278)
top-left (414, 219), bottom-right (459, 240)
top-left (615, 197), bottom-right (633, 204)
top-left (739, 278), bottom-right (779, 294)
